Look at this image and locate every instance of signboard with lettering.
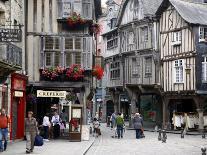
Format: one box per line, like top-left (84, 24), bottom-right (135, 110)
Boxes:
top-left (14, 91), bottom-right (23, 97)
top-left (37, 90), bottom-right (67, 98)
top-left (0, 28), bottom-right (22, 42)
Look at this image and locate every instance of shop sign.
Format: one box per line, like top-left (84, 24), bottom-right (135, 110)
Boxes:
top-left (14, 91), bottom-right (23, 97)
top-left (0, 27), bottom-right (22, 42)
top-left (37, 90), bottom-right (67, 98)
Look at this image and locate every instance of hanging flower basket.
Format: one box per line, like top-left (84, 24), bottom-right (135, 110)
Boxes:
top-left (67, 12), bottom-right (86, 28)
top-left (90, 23), bottom-right (101, 35)
top-left (92, 65), bottom-right (104, 80)
top-left (66, 64), bottom-right (85, 81)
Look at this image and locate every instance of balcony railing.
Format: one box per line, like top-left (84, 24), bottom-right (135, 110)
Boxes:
top-left (0, 43), bottom-right (22, 68)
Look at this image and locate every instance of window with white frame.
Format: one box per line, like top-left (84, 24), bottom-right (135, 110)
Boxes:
top-left (145, 57), bottom-right (152, 77)
top-left (132, 58), bottom-right (139, 76)
top-left (199, 27), bottom-right (207, 42)
top-left (133, 0), bottom-right (139, 19)
top-left (42, 37), bottom-right (82, 68)
top-left (174, 59), bottom-right (184, 83)
top-left (202, 56), bottom-right (207, 83)
top-left (128, 32), bottom-right (134, 45)
top-left (44, 37), bottom-right (61, 67)
top-left (110, 60), bottom-right (120, 80)
top-left (172, 31), bottom-right (181, 45)
top-left (107, 32), bottom-right (118, 49)
top-left (64, 37), bottom-right (82, 67)
top-left (141, 27), bottom-right (148, 43)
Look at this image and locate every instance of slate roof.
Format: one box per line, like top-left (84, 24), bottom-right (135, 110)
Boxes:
top-left (156, 0), bottom-right (207, 25)
top-left (117, 0), bottom-right (163, 26)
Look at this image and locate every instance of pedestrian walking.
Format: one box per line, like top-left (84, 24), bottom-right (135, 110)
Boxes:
top-left (0, 108), bottom-right (11, 152)
top-left (116, 112), bottom-right (124, 139)
top-left (42, 113), bottom-right (51, 141)
top-left (93, 118), bottom-right (100, 137)
top-left (110, 112), bottom-right (116, 129)
top-left (133, 113), bottom-right (143, 139)
top-left (51, 111), bottom-right (60, 139)
top-left (25, 111), bottom-right (38, 154)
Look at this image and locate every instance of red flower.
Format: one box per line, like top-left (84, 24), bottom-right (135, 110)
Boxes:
top-left (92, 65), bottom-right (104, 80)
top-left (67, 12), bottom-right (86, 27)
top-left (66, 64), bottom-right (85, 80)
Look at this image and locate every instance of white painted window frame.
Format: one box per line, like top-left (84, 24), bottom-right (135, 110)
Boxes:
top-left (174, 59), bottom-right (184, 83)
top-left (199, 26), bottom-right (207, 42)
top-left (172, 31), bottom-right (181, 46)
top-left (202, 56), bottom-right (207, 83)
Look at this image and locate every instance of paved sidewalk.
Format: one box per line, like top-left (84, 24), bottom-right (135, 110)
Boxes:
top-left (86, 124), bottom-right (207, 155)
top-left (2, 137), bottom-right (95, 155)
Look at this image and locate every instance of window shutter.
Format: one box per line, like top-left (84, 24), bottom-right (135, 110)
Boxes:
top-left (82, 37), bottom-right (92, 70)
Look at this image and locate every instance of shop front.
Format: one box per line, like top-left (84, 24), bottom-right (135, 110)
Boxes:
top-left (10, 73), bottom-right (27, 140)
top-left (139, 94), bottom-right (162, 129)
top-left (27, 81), bottom-right (90, 141)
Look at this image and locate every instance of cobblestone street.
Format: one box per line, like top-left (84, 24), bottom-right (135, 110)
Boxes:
top-left (86, 125), bottom-right (207, 155)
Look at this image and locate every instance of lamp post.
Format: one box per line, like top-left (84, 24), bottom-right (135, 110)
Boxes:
top-left (129, 103), bottom-right (132, 128)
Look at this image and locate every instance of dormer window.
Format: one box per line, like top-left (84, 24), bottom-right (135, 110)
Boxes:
top-left (199, 27), bottom-right (207, 42)
top-left (172, 31), bottom-right (181, 46)
top-left (133, 0), bottom-right (139, 19)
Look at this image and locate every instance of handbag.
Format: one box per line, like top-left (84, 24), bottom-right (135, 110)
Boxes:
top-left (34, 135), bottom-right (44, 146)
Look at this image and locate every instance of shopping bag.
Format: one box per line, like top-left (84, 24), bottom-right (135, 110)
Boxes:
top-left (34, 135), bottom-right (44, 146)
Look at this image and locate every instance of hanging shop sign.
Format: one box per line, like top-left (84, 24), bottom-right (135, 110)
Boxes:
top-left (0, 28), bottom-right (22, 42)
top-left (14, 91), bottom-right (23, 97)
top-left (37, 90), bottom-right (67, 98)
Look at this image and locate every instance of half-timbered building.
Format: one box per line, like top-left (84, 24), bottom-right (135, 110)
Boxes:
top-left (105, 0), bottom-right (163, 127)
top-left (156, 0), bottom-right (207, 129)
top-left (101, 0), bottom-right (122, 118)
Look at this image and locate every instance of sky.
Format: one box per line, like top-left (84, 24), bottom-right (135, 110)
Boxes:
top-left (101, 0), bottom-right (107, 7)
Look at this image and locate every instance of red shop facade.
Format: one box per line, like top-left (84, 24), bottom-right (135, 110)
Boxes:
top-left (10, 73), bottom-right (27, 140)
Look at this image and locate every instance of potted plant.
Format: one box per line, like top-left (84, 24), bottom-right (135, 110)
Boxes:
top-left (66, 64), bottom-right (85, 81)
top-left (40, 66), bottom-right (65, 81)
top-left (92, 65), bottom-right (104, 80)
top-left (67, 12), bottom-right (86, 28)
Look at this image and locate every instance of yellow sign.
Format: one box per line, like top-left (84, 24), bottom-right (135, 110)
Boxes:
top-left (37, 90), bottom-right (66, 98)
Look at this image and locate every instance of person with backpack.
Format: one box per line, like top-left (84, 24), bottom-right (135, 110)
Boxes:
top-left (115, 112), bottom-right (124, 139)
top-left (0, 108), bottom-right (11, 152)
top-left (133, 113), bottom-right (143, 139)
top-left (25, 111), bottom-right (38, 154)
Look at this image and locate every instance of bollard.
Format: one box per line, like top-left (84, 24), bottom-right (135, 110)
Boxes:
top-left (201, 147), bottom-right (206, 155)
top-left (202, 131), bottom-right (206, 139)
top-left (181, 129), bottom-right (184, 139)
top-left (162, 130), bottom-right (167, 143)
top-left (158, 129), bottom-right (162, 141)
top-left (90, 126), bottom-right (93, 134)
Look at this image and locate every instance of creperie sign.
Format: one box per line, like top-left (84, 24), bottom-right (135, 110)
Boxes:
top-left (37, 90), bottom-right (66, 98)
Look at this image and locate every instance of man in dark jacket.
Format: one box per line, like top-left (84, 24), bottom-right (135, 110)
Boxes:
top-left (133, 113), bottom-right (143, 139)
